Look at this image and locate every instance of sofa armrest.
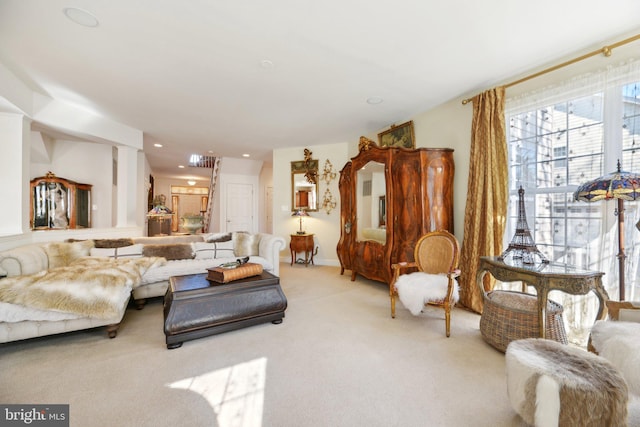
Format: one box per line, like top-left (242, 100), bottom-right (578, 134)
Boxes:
top-left (257, 233), bottom-right (286, 276)
top-left (0, 244), bottom-right (49, 277)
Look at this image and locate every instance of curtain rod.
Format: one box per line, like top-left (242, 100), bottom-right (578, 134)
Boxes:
top-left (461, 33), bottom-right (640, 105)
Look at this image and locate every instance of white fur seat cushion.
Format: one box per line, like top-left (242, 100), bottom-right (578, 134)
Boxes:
top-left (394, 272), bottom-right (458, 315)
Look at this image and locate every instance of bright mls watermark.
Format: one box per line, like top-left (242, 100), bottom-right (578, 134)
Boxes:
top-left (0, 405), bottom-right (68, 426)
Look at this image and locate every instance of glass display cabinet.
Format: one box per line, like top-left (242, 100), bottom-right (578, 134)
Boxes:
top-left (30, 172), bottom-right (92, 230)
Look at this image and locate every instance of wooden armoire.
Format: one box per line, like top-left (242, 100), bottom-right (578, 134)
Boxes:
top-left (336, 145), bottom-right (454, 284)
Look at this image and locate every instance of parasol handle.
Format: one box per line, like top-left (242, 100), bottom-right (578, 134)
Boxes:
top-left (616, 198), bottom-right (626, 301)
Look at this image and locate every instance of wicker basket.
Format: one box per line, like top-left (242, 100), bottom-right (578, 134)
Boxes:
top-left (480, 290), bottom-right (568, 352)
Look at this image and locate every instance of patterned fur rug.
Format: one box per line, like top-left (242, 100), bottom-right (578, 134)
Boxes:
top-left (506, 338), bottom-right (628, 427)
top-left (0, 257), bottom-right (165, 318)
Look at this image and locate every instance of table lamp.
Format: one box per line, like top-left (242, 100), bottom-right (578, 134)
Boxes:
top-left (292, 209), bottom-right (309, 235)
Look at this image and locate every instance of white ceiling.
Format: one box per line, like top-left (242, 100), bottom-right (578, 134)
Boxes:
top-left (1, 0), bottom-right (639, 179)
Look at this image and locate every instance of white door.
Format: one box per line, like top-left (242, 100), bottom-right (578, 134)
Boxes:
top-left (225, 182), bottom-right (253, 232)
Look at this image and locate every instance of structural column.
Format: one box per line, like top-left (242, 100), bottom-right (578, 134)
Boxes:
top-left (0, 113), bottom-right (30, 235)
top-left (116, 145), bottom-right (139, 228)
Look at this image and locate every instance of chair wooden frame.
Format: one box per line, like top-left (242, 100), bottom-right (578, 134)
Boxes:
top-left (389, 230), bottom-right (460, 337)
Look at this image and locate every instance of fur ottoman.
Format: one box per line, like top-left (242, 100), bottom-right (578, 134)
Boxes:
top-left (506, 338), bottom-right (628, 427)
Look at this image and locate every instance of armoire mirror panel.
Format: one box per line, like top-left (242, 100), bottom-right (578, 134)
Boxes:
top-left (355, 161), bottom-right (386, 244)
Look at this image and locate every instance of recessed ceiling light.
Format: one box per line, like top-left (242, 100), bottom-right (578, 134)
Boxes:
top-left (260, 59), bottom-right (274, 69)
top-left (178, 165), bottom-right (185, 169)
top-left (242, 153), bottom-right (250, 158)
top-left (367, 96), bottom-right (384, 105)
top-left (63, 7), bottom-right (99, 27)
top-left (153, 143), bottom-right (163, 148)
top-left (187, 180), bottom-right (196, 186)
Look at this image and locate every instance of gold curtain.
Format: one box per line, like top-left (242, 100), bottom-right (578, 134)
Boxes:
top-left (458, 87), bottom-right (508, 313)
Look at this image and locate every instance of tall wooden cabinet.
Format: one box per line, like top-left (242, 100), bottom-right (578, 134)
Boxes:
top-left (336, 145), bottom-right (454, 284)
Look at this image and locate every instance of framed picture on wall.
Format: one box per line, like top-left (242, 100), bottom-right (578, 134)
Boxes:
top-left (378, 120), bottom-right (415, 149)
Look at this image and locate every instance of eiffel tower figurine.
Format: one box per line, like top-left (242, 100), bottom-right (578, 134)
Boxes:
top-left (499, 186), bottom-right (549, 265)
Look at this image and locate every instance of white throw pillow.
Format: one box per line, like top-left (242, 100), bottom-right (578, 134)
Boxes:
top-left (193, 241), bottom-right (237, 259)
top-left (90, 247), bottom-right (117, 258)
top-left (90, 244), bottom-right (143, 259)
top-left (115, 244), bottom-right (144, 259)
top-left (193, 242), bottom-right (217, 260)
top-left (214, 240), bottom-right (235, 259)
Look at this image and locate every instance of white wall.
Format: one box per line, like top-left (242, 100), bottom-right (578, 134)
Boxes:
top-left (273, 143), bottom-right (347, 266)
top-left (349, 101), bottom-right (472, 245)
top-left (0, 114), bottom-right (30, 237)
top-left (30, 138), bottom-right (115, 230)
top-left (411, 99), bottom-right (473, 243)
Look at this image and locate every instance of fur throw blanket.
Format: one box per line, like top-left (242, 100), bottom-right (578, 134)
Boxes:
top-left (0, 257), bottom-right (166, 319)
top-left (395, 272), bottom-right (458, 315)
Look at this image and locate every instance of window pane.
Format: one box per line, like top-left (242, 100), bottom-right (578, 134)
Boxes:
top-left (507, 93), bottom-right (605, 258)
top-left (622, 81), bottom-right (640, 171)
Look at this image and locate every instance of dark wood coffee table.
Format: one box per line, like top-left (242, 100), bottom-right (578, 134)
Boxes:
top-left (163, 271), bottom-right (287, 349)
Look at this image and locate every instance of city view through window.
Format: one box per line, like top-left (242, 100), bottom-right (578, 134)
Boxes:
top-left (506, 80), bottom-right (639, 342)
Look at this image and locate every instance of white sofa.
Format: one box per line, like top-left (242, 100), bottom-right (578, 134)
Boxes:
top-left (0, 232), bottom-right (285, 344)
top-left (128, 232), bottom-right (285, 308)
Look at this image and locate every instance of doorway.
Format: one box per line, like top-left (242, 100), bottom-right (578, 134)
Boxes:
top-left (170, 185), bottom-right (209, 233)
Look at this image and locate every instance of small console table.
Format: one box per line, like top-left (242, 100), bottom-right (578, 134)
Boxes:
top-left (290, 233), bottom-right (315, 266)
top-left (476, 256), bottom-right (609, 339)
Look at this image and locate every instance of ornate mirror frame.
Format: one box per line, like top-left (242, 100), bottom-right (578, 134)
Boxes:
top-left (291, 157), bottom-right (319, 212)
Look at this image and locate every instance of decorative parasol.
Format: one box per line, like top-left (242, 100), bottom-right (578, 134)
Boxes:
top-left (574, 160), bottom-right (640, 300)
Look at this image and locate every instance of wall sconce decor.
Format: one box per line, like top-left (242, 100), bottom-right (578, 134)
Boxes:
top-left (321, 188), bottom-right (337, 215)
top-left (321, 159), bottom-right (336, 185)
top-left (303, 148), bottom-right (317, 184)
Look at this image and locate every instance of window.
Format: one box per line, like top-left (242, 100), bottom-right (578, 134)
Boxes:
top-left (505, 62), bottom-right (640, 342)
top-left (507, 94), bottom-right (607, 266)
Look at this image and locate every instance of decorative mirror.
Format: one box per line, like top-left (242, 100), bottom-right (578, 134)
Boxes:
top-left (355, 161), bottom-right (386, 244)
top-left (291, 152), bottom-right (319, 212)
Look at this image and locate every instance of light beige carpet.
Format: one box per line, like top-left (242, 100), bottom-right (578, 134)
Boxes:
top-left (0, 264), bottom-right (525, 427)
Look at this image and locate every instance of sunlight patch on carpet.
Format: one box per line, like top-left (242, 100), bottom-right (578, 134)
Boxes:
top-left (167, 357), bottom-right (267, 427)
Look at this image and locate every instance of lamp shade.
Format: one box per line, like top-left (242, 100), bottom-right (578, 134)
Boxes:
top-left (574, 162), bottom-right (640, 202)
top-left (291, 209), bottom-right (310, 218)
